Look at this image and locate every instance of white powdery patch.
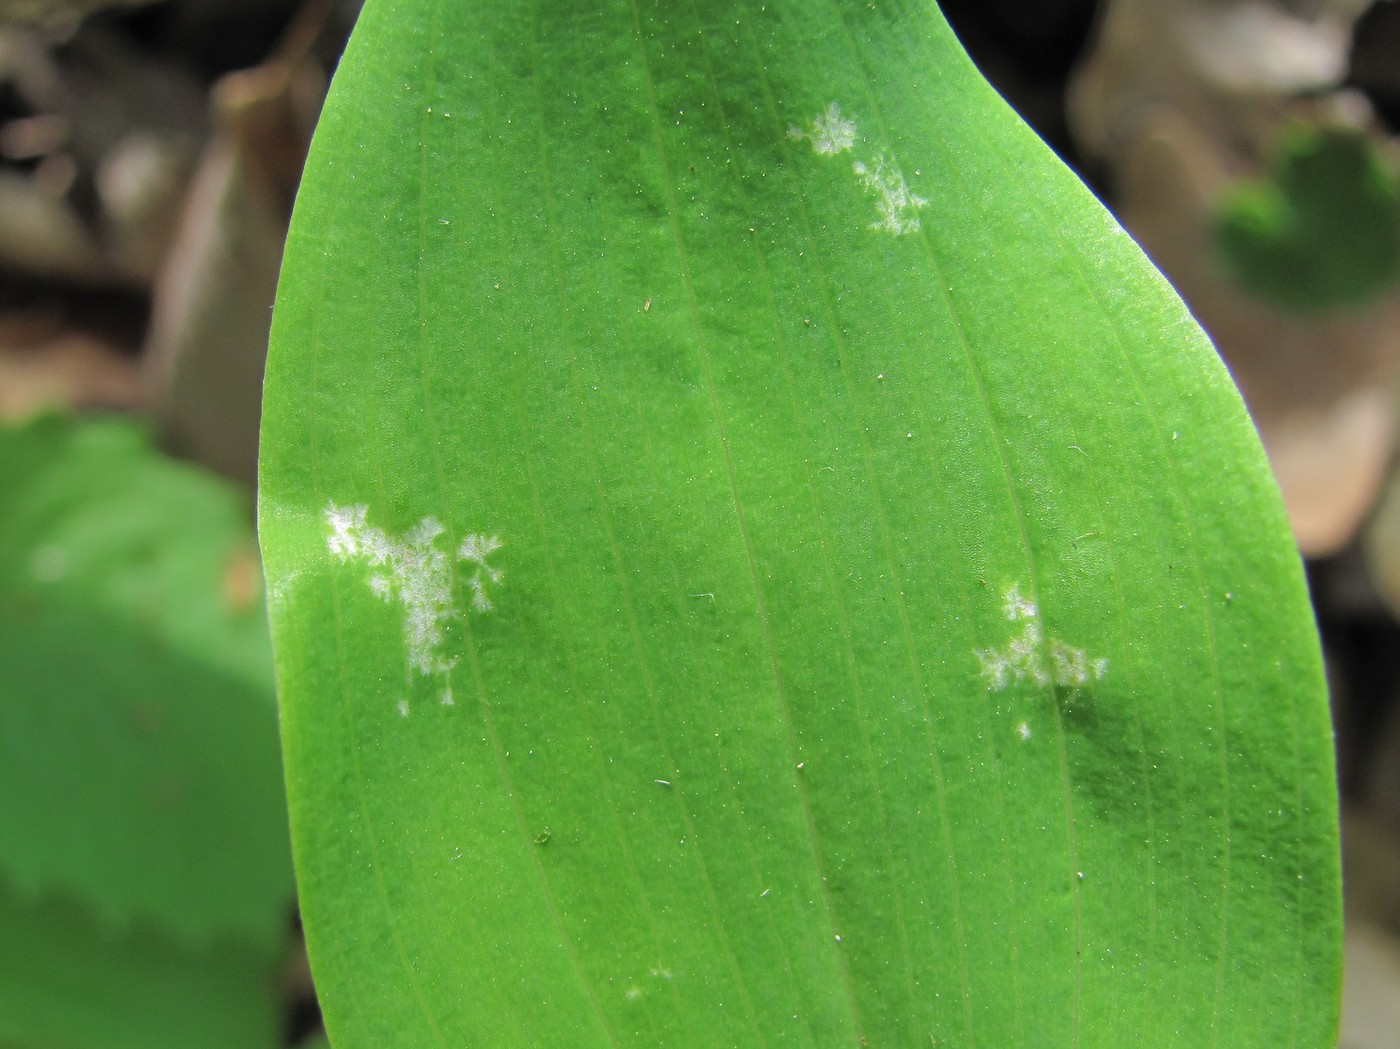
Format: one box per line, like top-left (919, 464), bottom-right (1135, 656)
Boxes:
top-left (789, 101), bottom-right (857, 155)
top-left (791, 102), bottom-right (926, 236)
top-left (325, 503), bottom-right (503, 711)
top-left (976, 584), bottom-right (1108, 691)
top-left (852, 155), bottom-right (927, 235)
top-left (459, 532), bottom-right (504, 613)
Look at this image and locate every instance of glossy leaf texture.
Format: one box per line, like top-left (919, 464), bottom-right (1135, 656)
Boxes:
top-left (259, 1), bottom-right (1342, 1046)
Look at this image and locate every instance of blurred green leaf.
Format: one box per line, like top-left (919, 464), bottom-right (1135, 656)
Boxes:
top-left (0, 876), bottom-right (283, 1049)
top-left (1216, 125), bottom-right (1400, 313)
top-left (0, 414), bottom-right (292, 950)
top-left (261, 1), bottom-right (1342, 1046)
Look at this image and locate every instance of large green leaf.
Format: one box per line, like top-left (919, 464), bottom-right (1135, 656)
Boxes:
top-left (260, 1), bottom-right (1342, 1046)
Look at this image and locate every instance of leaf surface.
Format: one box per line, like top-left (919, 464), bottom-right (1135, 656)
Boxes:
top-left (260, 2), bottom-right (1342, 1046)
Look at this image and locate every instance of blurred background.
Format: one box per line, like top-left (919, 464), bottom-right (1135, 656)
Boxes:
top-left (1, 0), bottom-right (1397, 1045)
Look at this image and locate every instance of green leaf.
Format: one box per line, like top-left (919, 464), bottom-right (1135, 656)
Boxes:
top-left (0, 876), bottom-right (283, 1049)
top-left (1215, 125), bottom-right (1400, 313)
top-left (260, 1), bottom-right (1342, 1046)
top-left (0, 414), bottom-right (292, 951)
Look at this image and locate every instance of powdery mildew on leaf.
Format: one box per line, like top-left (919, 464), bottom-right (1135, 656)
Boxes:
top-left (976, 584), bottom-right (1108, 690)
top-left (789, 101), bottom-right (857, 155)
top-left (792, 102), bottom-right (927, 235)
top-left (458, 532), bottom-right (504, 613)
top-left (325, 503), bottom-right (502, 713)
top-left (852, 155), bottom-right (927, 235)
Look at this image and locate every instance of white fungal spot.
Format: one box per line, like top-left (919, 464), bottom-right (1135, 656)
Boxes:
top-left (852, 154), bottom-right (927, 235)
top-left (326, 504), bottom-right (372, 559)
top-left (790, 102), bottom-right (857, 155)
top-left (1018, 721), bottom-right (1032, 741)
top-left (1002, 584), bottom-right (1038, 622)
top-left (976, 584), bottom-right (1108, 691)
top-left (460, 533), bottom-right (504, 613)
top-left (791, 102), bottom-right (927, 236)
top-left (324, 503), bottom-right (503, 715)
